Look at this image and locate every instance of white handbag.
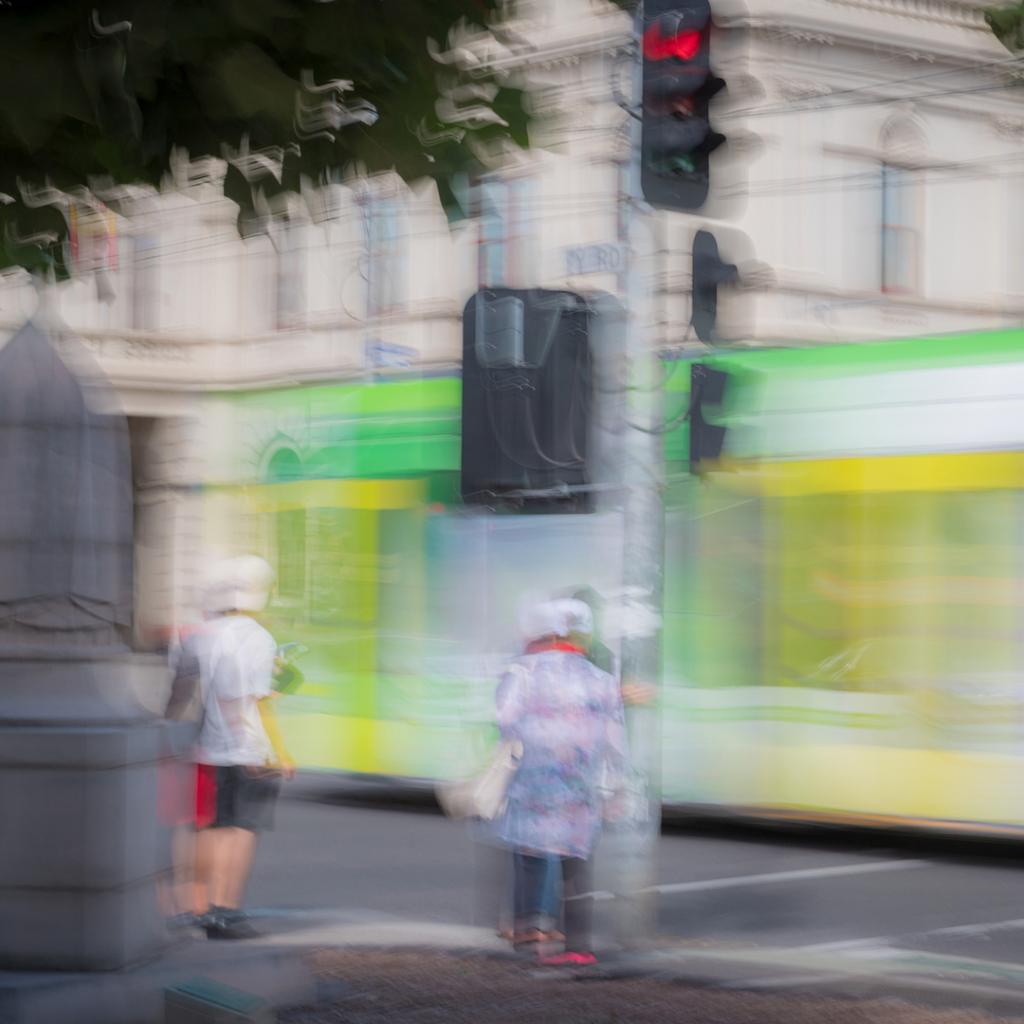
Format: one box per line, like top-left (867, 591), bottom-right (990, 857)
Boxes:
top-left (436, 739), bottom-right (523, 822)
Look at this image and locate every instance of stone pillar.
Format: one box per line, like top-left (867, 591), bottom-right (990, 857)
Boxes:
top-left (0, 321), bottom-right (171, 969)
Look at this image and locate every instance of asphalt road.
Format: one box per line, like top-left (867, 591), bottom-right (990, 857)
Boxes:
top-left (246, 777), bottom-right (1024, 973)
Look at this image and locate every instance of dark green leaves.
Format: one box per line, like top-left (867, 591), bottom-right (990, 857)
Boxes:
top-left (0, 0), bottom-right (526, 274)
top-left (987, 3), bottom-right (1024, 51)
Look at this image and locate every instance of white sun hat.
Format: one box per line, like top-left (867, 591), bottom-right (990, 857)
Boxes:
top-left (203, 555), bottom-right (275, 614)
top-left (519, 597), bottom-right (593, 642)
top-left (561, 598), bottom-right (594, 638)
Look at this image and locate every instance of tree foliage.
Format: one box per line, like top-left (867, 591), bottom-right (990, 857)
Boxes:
top-left (0, 0), bottom-right (529, 275)
top-left (986, 3), bottom-right (1024, 52)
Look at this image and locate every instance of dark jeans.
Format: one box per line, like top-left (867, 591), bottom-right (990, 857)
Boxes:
top-left (515, 852), bottom-right (594, 953)
top-left (513, 851), bottom-right (558, 923)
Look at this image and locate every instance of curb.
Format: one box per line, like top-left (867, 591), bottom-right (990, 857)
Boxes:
top-left (0, 942), bottom-right (316, 1024)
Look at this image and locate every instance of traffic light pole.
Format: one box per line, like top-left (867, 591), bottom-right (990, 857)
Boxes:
top-left (613, 3), bottom-right (666, 950)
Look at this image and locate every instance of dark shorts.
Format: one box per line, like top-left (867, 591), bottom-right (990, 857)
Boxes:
top-left (196, 764), bottom-right (280, 833)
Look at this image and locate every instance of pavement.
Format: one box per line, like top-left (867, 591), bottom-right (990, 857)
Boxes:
top-left (281, 949), bottom-right (1024, 1024)
top-left (10, 778), bottom-right (1024, 1022)
top-left (249, 777), bottom-right (1024, 1015)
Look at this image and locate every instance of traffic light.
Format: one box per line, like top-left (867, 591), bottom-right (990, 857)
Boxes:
top-left (688, 363), bottom-right (729, 474)
top-left (691, 229), bottom-right (738, 343)
top-left (641, 0), bottom-right (725, 212)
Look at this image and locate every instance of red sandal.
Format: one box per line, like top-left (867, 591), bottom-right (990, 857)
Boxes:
top-left (539, 951), bottom-right (597, 967)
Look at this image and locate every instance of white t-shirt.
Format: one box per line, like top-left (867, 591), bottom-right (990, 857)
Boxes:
top-left (193, 614), bottom-right (276, 767)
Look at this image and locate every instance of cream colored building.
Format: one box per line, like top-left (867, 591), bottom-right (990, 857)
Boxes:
top-left (0, 0), bottom-right (1019, 641)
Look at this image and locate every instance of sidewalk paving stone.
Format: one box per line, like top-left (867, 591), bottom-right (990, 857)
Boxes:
top-left (281, 949), bottom-right (1024, 1024)
top-left (10, 909), bottom-right (1024, 1023)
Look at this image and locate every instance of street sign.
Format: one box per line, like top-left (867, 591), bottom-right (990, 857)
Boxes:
top-left (365, 339), bottom-right (416, 369)
top-left (565, 243), bottom-right (626, 277)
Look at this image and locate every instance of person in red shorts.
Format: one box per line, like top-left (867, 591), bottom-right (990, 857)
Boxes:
top-left (190, 556), bottom-right (295, 940)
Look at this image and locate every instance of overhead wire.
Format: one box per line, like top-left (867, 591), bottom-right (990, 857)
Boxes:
top-left (626, 325), bottom-right (695, 435)
top-left (113, 145), bottom-right (1024, 271)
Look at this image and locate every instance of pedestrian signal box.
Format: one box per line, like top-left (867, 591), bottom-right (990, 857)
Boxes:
top-left (460, 288), bottom-right (623, 509)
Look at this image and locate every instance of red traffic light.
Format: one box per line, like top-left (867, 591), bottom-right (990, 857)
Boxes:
top-left (641, 1), bottom-right (721, 212)
top-left (643, 22), bottom-right (701, 62)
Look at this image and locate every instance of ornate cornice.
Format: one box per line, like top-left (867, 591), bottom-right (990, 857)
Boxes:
top-left (733, 0), bottom-right (1009, 74)
top-left (824, 0), bottom-right (991, 31)
top-left (0, 297), bottom-right (467, 393)
top-left (49, 332), bottom-right (196, 365)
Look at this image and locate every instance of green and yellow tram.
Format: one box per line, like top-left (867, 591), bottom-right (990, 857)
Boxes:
top-left (200, 326), bottom-right (1024, 836)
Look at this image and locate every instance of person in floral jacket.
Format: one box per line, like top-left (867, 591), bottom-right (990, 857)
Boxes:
top-left (496, 597), bottom-right (627, 966)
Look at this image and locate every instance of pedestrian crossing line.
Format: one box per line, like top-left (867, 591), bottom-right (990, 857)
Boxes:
top-left (800, 916), bottom-right (1024, 954)
top-left (869, 948), bottom-right (1024, 985)
top-left (923, 916), bottom-right (1024, 939)
top-left (644, 857), bottom-right (928, 896)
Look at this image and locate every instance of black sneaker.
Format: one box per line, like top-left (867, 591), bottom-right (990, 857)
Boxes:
top-left (204, 907), bottom-right (259, 940)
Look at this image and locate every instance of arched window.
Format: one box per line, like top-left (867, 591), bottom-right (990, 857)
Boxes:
top-left (879, 117), bottom-right (925, 295)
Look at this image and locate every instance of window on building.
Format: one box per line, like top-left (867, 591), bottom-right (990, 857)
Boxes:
top-left (881, 163), bottom-right (920, 295)
top-left (275, 220), bottom-right (306, 330)
top-left (478, 176), bottom-right (534, 288)
top-left (131, 234), bottom-right (159, 331)
top-left (362, 193), bottom-right (406, 316)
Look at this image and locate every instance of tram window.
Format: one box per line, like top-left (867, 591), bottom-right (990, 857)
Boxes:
top-left (266, 448), bottom-right (306, 603)
top-left (276, 508), bottom-right (306, 600)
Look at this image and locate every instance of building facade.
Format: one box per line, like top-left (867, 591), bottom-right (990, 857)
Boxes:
top-left (0, 0), bottom-right (1019, 641)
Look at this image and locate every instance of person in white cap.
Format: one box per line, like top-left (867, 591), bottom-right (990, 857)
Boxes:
top-left (496, 595), bottom-right (627, 966)
top-left (189, 555), bottom-right (295, 939)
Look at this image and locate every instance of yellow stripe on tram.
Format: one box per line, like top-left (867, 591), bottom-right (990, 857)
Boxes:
top-left (238, 478), bottom-right (426, 513)
top-left (717, 451), bottom-right (1024, 497)
top-left (758, 743), bottom-right (1024, 826)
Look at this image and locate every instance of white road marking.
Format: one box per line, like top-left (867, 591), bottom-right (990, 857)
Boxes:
top-left (800, 915), bottom-right (1024, 954)
top-left (798, 936), bottom-right (892, 953)
top-left (646, 858), bottom-right (929, 896)
top-left (925, 916), bottom-right (1024, 939)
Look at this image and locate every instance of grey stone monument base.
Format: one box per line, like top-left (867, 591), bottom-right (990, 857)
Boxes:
top-left (0, 655), bottom-right (174, 971)
top-left (0, 942), bottom-right (316, 1024)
